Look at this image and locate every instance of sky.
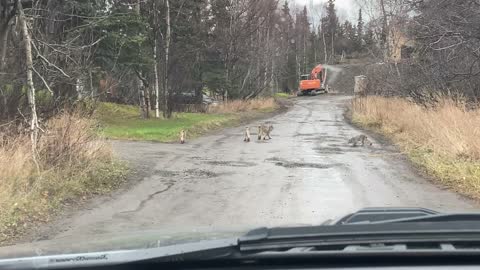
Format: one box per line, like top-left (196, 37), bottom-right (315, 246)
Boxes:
top-left (293, 0), bottom-right (360, 22)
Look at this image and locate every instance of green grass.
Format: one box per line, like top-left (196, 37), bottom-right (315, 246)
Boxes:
top-left (96, 103), bottom-right (236, 142)
top-left (275, 92), bottom-right (291, 98)
top-left (256, 106), bottom-right (277, 113)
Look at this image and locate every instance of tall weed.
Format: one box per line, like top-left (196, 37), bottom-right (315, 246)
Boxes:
top-left (0, 113), bottom-right (126, 243)
top-left (208, 98), bottom-right (277, 114)
top-left (351, 96), bottom-right (480, 198)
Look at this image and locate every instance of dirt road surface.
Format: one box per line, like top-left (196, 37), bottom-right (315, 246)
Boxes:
top-left (32, 96), bottom-right (479, 241)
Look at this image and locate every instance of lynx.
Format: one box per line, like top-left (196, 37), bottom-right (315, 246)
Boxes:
top-left (243, 127), bottom-right (251, 142)
top-left (348, 134), bottom-right (372, 147)
top-left (180, 130), bottom-right (187, 144)
top-left (258, 124), bottom-right (274, 140)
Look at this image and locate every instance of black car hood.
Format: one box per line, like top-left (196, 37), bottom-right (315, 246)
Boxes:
top-left (1, 207), bottom-right (478, 261)
top-left (0, 229), bottom-right (243, 259)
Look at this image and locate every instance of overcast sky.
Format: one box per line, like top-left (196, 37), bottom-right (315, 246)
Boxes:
top-left (293, 0), bottom-right (360, 22)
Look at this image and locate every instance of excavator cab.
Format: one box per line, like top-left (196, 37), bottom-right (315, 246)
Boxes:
top-left (300, 74), bottom-right (310, 80)
top-left (297, 64), bottom-right (327, 96)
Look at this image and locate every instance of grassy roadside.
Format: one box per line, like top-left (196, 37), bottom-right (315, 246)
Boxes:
top-left (0, 97), bottom-right (282, 245)
top-left (0, 114), bottom-right (128, 244)
top-left (96, 98), bottom-right (280, 142)
top-left (274, 92), bottom-right (293, 98)
top-left (350, 96), bottom-right (480, 200)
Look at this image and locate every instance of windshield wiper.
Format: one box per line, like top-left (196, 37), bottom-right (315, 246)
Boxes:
top-left (335, 207), bottom-right (480, 225)
top-left (335, 207), bottom-right (440, 224)
top-left (239, 208), bottom-right (480, 252)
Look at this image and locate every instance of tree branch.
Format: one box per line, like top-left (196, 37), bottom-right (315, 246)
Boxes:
top-left (31, 40), bottom-right (71, 78)
top-left (32, 66), bottom-right (54, 95)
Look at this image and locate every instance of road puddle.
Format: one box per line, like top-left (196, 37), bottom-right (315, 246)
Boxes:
top-left (274, 161), bottom-right (340, 169)
top-left (204, 160), bottom-right (256, 167)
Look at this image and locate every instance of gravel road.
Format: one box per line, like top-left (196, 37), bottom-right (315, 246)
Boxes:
top-left (33, 96), bottom-right (480, 241)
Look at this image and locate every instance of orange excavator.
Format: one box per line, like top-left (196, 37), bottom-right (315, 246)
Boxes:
top-left (297, 64), bottom-right (328, 96)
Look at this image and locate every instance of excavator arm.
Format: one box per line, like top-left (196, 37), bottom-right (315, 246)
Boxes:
top-left (298, 64), bottom-right (327, 96)
top-left (310, 64), bottom-right (324, 80)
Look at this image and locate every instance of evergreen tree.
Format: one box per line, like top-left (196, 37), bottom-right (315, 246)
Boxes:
top-left (364, 26), bottom-right (375, 52)
top-left (356, 8), bottom-right (364, 51)
top-left (280, 1), bottom-right (297, 92)
top-left (326, 0), bottom-right (338, 36)
top-left (343, 20), bottom-right (356, 54)
top-left (296, 6), bottom-right (310, 74)
top-left (324, 0), bottom-right (338, 61)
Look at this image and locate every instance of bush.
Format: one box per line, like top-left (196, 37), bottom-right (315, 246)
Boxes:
top-left (207, 98), bottom-right (277, 114)
top-left (365, 61), bottom-right (480, 104)
top-left (0, 113), bottom-right (126, 243)
top-left (351, 96), bottom-right (480, 199)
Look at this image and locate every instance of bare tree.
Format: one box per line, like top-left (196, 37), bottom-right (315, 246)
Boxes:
top-left (0, 0), bottom-right (15, 71)
top-left (135, 70), bottom-right (149, 118)
top-left (153, 0), bottom-right (160, 118)
top-left (17, 0), bottom-right (39, 166)
top-left (163, 0), bottom-right (171, 118)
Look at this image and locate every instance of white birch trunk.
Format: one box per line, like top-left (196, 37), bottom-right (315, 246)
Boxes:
top-left (138, 76), bottom-right (147, 119)
top-left (18, 0), bottom-right (39, 165)
top-left (0, 24), bottom-right (10, 71)
top-left (89, 68), bottom-right (95, 98)
top-left (154, 36), bottom-right (160, 117)
top-left (163, 0), bottom-right (171, 118)
top-left (153, 0), bottom-right (160, 118)
top-left (76, 77), bottom-right (85, 99)
top-left (323, 32), bottom-right (328, 64)
top-left (303, 32), bottom-right (307, 73)
top-left (331, 35), bottom-right (334, 63)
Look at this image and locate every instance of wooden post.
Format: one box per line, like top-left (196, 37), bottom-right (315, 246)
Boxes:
top-left (354, 75), bottom-right (367, 97)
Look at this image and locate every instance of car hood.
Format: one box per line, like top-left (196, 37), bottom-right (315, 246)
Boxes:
top-left (0, 229), bottom-right (245, 259)
top-left (0, 208), bottom-right (459, 260)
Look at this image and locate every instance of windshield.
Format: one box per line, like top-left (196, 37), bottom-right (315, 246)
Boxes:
top-left (1, 0), bottom-right (479, 260)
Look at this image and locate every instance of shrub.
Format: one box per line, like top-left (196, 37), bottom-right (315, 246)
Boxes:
top-left (351, 96), bottom-right (480, 199)
top-left (0, 113), bottom-right (126, 243)
top-left (208, 98), bottom-right (277, 114)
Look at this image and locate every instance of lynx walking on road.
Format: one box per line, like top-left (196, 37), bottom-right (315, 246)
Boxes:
top-left (258, 124), bottom-right (274, 140)
top-left (243, 127), bottom-right (251, 142)
top-left (348, 135), bottom-right (372, 147)
top-left (180, 130), bottom-right (187, 144)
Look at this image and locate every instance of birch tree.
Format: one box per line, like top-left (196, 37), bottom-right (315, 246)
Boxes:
top-left (153, 0), bottom-right (160, 118)
top-left (17, 0), bottom-right (39, 163)
top-left (0, 0), bottom-right (15, 72)
top-left (163, 0), bottom-right (171, 118)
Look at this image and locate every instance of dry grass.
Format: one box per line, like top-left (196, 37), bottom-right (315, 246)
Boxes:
top-left (0, 113), bottom-right (126, 244)
top-left (351, 96), bottom-right (480, 198)
top-left (207, 98), bottom-right (277, 114)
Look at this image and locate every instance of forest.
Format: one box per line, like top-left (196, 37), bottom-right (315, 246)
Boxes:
top-left (1, 0), bottom-right (479, 123)
top-left (0, 0), bottom-right (374, 123)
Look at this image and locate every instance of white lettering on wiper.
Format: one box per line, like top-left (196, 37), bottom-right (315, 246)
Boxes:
top-left (50, 254), bottom-right (108, 263)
